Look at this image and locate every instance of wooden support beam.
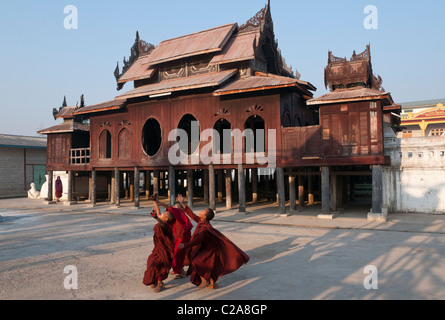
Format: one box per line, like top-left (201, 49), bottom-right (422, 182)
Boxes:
top-left (91, 169), bottom-right (97, 206)
top-left (372, 165), bottom-right (383, 214)
top-left (298, 173), bottom-right (304, 209)
top-left (153, 170), bottom-right (159, 197)
top-left (203, 169), bottom-right (209, 204)
top-left (225, 169), bottom-right (232, 210)
top-left (209, 165), bottom-right (216, 211)
top-left (277, 167), bottom-right (287, 215)
top-left (47, 170), bottom-right (53, 202)
top-left (187, 169), bottom-right (194, 208)
top-left (67, 171), bottom-right (73, 202)
top-left (217, 169), bottom-right (224, 202)
top-left (252, 168), bottom-right (258, 203)
top-left (134, 167), bottom-right (140, 208)
top-left (321, 167), bottom-right (330, 214)
top-left (308, 174), bottom-right (314, 205)
top-left (169, 166), bottom-right (176, 207)
top-left (114, 167), bottom-right (120, 207)
top-left (289, 175), bottom-right (296, 211)
top-left (238, 164), bottom-right (246, 213)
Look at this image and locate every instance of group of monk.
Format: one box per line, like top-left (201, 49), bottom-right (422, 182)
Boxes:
top-left (142, 193), bottom-right (250, 293)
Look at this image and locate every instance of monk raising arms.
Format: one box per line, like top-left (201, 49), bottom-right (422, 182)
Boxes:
top-left (152, 194), bottom-right (193, 279)
top-left (142, 206), bottom-right (175, 293)
top-left (177, 195), bottom-right (250, 289)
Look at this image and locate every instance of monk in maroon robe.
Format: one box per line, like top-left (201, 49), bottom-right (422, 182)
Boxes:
top-left (55, 176), bottom-right (63, 202)
top-left (142, 209), bottom-right (175, 293)
top-left (152, 194), bottom-right (193, 278)
top-left (179, 204), bottom-right (250, 289)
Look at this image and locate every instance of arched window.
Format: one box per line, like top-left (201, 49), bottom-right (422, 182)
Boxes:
top-left (213, 119), bottom-right (231, 154)
top-left (99, 130), bottom-right (112, 159)
top-left (177, 114), bottom-right (200, 155)
top-left (142, 118), bottom-right (162, 157)
top-left (118, 128), bottom-right (132, 159)
top-left (244, 115), bottom-right (265, 153)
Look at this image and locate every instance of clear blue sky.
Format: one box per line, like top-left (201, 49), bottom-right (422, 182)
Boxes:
top-left (0, 0), bottom-right (444, 136)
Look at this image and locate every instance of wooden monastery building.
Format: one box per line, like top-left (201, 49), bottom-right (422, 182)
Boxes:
top-left (38, 2), bottom-right (401, 218)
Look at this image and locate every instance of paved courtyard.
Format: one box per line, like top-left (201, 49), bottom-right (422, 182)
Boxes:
top-left (1, 197), bottom-right (445, 300)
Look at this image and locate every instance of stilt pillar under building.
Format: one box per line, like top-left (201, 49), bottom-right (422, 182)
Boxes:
top-left (276, 167), bottom-right (287, 215)
top-left (225, 169), bottom-right (232, 210)
top-left (169, 166), bottom-right (176, 207)
top-left (209, 165), bottom-right (216, 211)
top-left (252, 168), bottom-right (258, 203)
top-left (134, 167), bottom-right (140, 208)
top-left (187, 169), bottom-right (194, 208)
top-left (91, 169), bottom-right (97, 206)
top-left (238, 164), bottom-right (246, 213)
top-left (114, 167), bottom-right (120, 207)
top-left (289, 175), bottom-right (296, 211)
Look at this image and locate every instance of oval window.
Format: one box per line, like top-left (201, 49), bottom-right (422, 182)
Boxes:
top-left (142, 118), bottom-right (162, 157)
top-left (177, 114), bottom-right (200, 155)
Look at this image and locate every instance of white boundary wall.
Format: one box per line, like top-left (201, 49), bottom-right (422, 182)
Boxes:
top-left (384, 127), bottom-right (445, 214)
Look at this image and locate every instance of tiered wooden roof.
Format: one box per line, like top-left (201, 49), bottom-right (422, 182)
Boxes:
top-left (63, 1), bottom-right (314, 118)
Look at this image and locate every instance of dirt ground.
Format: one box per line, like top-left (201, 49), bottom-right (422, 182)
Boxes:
top-left (1, 198), bottom-right (445, 301)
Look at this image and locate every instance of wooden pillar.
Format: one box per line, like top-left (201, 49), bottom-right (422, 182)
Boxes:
top-left (153, 170), bottom-right (159, 196)
top-left (110, 170), bottom-right (115, 204)
top-left (252, 168), bottom-right (258, 203)
top-left (134, 167), bottom-right (140, 208)
top-left (91, 169), bottom-right (97, 206)
top-left (225, 169), bottom-right (232, 210)
top-left (129, 172), bottom-right (134, 202)
top-left (203, 169), bottom-right (209, 204)
top-left (321, 167), bottom-right (330, 214)
top-left (298, 172), bottom-right (304, 209)
top-left (67, 171), bottom-right (73, 202)
top-left (289, 175), bottom-right (296, 211)
top-left (277, 167), bottom-right (286, 215)
top-left (238, 164), bottom-right (246, 213)
top-left (372, 165), bottom-right (383, 214)
top-left (217, 169), bottom-right (224, 202)
top-left (114, 167), bottom-right (120, 207)
top-left (47, 170), bottom-right (53, 202)
top-left (145, 170), bottom-right (151, 199)
top-left (187, 169), bottom-right (194, 208)
top-left (265, 170), bottom-right (270, 194)
top-left (209, 165), bottom-right (216, 210)
top-left (330, 174), bottom-right (339, 212)
top-left (308, 173), bottom-right (314, 205)
top-left (88, 174), bottom-right (92, 202)
top-left (169, 166), bottom-right (176, 206)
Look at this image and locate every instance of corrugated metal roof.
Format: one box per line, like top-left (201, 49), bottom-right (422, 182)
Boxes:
top-left (37, 121), bottom-right (90, 135)
top-left (145, 23), bottom-right (237, 66)
top-left (307, 87), bottom-right (391, 105)
top-left (117, 69), bottom-right (238, 99)
top-left (214, 73), bottom-right (315, 96)
top-left (118, 55), bottom-right (157, 83)
top-left (0, 134), bottom-right (47, 148)
top-left (210, 30), bottom-right (259, 65)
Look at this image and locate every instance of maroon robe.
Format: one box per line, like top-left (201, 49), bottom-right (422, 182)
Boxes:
top-left (166, 206), bottom-right (193, 273)
top-left (142, 223), bottom-right (174, 286)
top-left (55, 177), bottom-right (63, 199)
top-left (183, 206), bottom-right (250, 286)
